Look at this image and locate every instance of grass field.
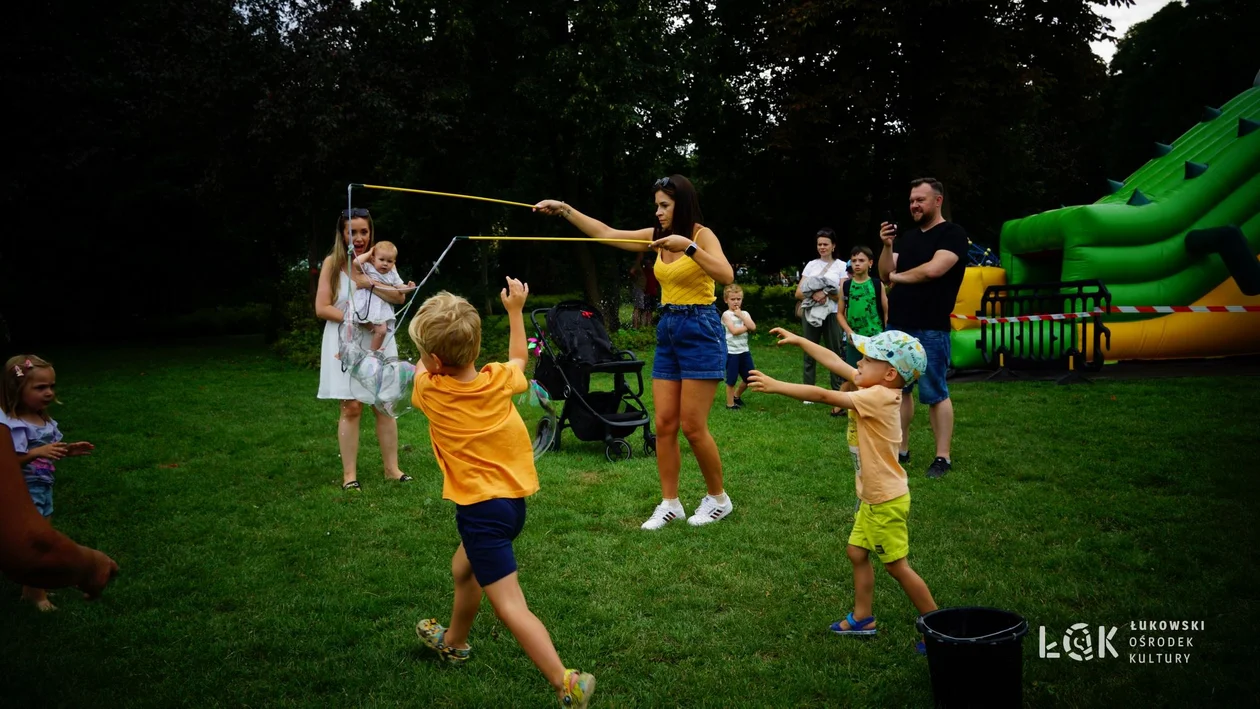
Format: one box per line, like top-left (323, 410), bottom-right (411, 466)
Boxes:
top-left (3, 334), bottom-right (1258, 707)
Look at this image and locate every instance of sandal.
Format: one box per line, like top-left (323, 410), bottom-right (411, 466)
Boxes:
top-left (830, 612), bottom-right (877, 636)
top-left (829, 408), bottom-right (845, 417)
top-left (342, 480), bottom-right (362, 491)
top-left (394, 474), bottom-right (414, 483)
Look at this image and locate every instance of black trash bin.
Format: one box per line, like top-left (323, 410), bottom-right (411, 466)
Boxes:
top-left (916, 607), bottom-right (1029, 708)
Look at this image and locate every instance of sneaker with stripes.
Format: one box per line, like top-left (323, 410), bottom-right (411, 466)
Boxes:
top-left (640, 501), bottom-right (686, 530)
top-left (687, 494), bottom-right (733, 526)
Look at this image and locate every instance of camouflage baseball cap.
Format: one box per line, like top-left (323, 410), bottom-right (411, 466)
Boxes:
top-left (851, 330), bottom-right (928, 385)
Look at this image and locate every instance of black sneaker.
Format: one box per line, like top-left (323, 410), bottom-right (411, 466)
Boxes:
top-left (927, 457), bottom-right (952, 478)
top-left (898, 451), bottom-right (911, 465)
top-left (733, 397), bottom-right (745, 407)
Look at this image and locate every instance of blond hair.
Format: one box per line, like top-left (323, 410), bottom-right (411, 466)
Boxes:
top-left (1, 354), bottom-right (58, 418)
top-left (325, 212), bottom-right (376, 301)
top-left (374, 240), bottom-right (398, 258)
top-left (408, 292), bottom-right (482, 367)
top-left (723, 284), bottom-right (744, 299)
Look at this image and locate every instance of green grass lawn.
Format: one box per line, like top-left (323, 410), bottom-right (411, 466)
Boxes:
top-left (3, 335), bottom-right (1258, 707)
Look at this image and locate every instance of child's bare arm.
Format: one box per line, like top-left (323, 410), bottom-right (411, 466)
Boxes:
top-left (747, 370), bottom-right (855, 409)
top-left (723, 313), bottom-right (748, 335)
top-left (836, 299), bottom-right (854, 337)
top-left (501, 277), bottom-right (529, 371)
top-left (769, 327), bottom-right (856, 382)
top-left (880, 284), bottom-right (889, 326)
top-left (741, 311), bottom-right (756, 332)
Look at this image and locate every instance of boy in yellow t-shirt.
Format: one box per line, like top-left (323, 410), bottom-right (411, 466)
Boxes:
top-left (748, 329), bottom-right (938, 654)
top-left (408, 278), bottom-right (596, 708)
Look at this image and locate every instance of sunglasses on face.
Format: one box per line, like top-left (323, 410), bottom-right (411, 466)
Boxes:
top-left (341, 208), bottom-right (371, 217)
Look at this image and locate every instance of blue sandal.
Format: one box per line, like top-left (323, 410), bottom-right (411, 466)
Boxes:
top-left (830, 612), bottom-right (877, 636)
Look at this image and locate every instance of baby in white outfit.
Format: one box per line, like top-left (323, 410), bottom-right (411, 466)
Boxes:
top-left (352, 241), bottom-right (415, 351)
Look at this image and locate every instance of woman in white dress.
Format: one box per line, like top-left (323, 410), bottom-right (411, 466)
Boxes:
top-left (315, 208), bottom-right (412, 490)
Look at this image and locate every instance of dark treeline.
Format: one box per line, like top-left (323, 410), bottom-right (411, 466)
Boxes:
top-left (3, 0), bottom-right (1255, 344)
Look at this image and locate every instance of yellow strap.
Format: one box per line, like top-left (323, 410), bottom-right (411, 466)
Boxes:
top-left (357, 183), bottom-right (535, 209)
top-left (459, 236), bottom-right (648, 244)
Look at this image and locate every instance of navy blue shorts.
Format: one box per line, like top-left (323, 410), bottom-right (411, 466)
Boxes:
top-left (898, 328), bottom-right (951, 405)
top-left (455, 497), bottom-right (527, 587)
top-left (725, 351), bottom-right (754, 386)
top-left (653, 305), bottom-right (727, 381)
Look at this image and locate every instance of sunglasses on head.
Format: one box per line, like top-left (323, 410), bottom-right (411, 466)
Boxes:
top-left (653, 177), bottom-right (673, 190)
top-left (341, 208), bottom-right (371, 218)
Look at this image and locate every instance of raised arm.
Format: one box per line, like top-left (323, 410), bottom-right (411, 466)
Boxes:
top-left (500, 277), bottom-right (530, 371)
top-left (878, 222), bottom-right (898, 281)
top-left (747, 370), bottom-right (856, 409)
top-left (534, 199), bottom-right (654, 252)
top-left (651, 227), bottom-right (735, 285)
top-left (769, 327), bottom-right (856, 382)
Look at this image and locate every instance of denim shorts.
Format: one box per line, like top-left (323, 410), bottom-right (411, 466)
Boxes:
top-left (27, 480), bottom-right (53, 517)
top-left (653, 305), bottom-right (727, 381)
top-left (900, 328), bottom-right (951, 405)
top-left (455, 497), bottom-right (526, 587)
top-left (725, 351), bottom-right (754, 386)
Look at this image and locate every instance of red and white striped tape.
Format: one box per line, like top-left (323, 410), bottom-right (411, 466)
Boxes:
top-left (951, 304), bottom-right (1260, 324)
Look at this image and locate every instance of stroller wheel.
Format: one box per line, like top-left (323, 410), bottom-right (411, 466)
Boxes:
top-left (605, 439), bottom-right (632, 463)
top-left (644, 432), bottom-right (657, 457)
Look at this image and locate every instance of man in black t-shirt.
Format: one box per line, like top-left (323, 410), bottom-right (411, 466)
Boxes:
top-left (877, 178), bottom-right (969, 479)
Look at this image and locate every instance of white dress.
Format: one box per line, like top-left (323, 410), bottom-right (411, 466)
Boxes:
top-left (318, 270), bottom-right (399, 400)
top-left (352, 263), bottom-right (405, 325)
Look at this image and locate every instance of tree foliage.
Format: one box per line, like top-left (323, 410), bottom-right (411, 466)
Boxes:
top-left (3, 0), bottom-right (1251, 345)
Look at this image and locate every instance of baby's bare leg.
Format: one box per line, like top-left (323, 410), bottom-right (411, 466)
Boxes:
top-left (370, 323), bottom-right (387, 351)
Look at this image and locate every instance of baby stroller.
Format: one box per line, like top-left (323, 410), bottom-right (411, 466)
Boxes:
top-left (530, 301), bottom-right (655, 462)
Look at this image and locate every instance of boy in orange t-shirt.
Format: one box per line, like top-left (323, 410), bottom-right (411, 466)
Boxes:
top-left (408, 278), bottom-right (596, 708)
top-left (748, 328), bottom-right (938, 654)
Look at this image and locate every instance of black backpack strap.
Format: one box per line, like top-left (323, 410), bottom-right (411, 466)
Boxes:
top-left (842, 278), bottom-right (851, 304)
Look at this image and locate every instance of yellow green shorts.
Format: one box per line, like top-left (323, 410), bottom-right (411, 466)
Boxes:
top-left (848, 493), bottom-right (911, 563)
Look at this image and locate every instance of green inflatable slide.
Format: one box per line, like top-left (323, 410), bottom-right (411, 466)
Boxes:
top-left (951, 81), bottom-right (1260, 367)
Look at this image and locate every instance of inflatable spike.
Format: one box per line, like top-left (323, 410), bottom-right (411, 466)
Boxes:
top-left (1201, 106), bottom-right (1222, 121)
top-left (1127, 189), bottom-right (1151, 206)
top-left (1185, 226), bottom-right (1260, 296)
top-left (1107, 179), bottom-right (1125, 194)
top-left (1241, 117), bottom-right (1260, 137)
top-left (1154, 142), bottom-right (1174, 157)
top-left (1184, 161), bottom-right (1209, 179)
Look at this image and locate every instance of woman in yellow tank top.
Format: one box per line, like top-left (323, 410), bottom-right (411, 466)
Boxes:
top-left (534, 175), bottom-right (737, 530)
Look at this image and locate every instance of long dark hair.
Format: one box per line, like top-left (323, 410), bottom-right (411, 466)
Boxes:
top-left (652, 174), bottom-right (704, 240)
top-left (326, 209), bottom-right (376, 299)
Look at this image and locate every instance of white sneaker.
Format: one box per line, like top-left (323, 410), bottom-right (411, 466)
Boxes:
top-left (641, 501), bottom-right (686, 530)
top-left (802, 401), bottom-right (815, 405)
top-left (687, 495), bottom-right (733, 526)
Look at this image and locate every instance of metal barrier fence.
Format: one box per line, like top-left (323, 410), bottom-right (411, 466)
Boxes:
top-left (977, 280), bottom-right (1112, 384)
